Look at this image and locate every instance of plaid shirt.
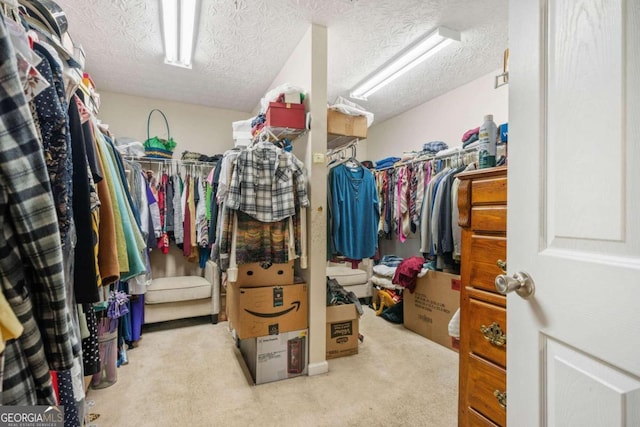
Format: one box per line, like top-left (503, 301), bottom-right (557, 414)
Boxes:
top-left (0, 17), bottom-right (73, 404)
top-left (227, 141), bottom-right (309, 222)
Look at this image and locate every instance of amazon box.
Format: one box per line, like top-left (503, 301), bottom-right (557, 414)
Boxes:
top-left (239, 328), bottom-right (308, 385)
top-left (326, 303), bottom-right (359, 359)
top-left (235, 261), bottom-right (294, 287)
top-left (403, 271), bottom-right (460, 352)
top-left (228, 283), bottom-right (308, 340)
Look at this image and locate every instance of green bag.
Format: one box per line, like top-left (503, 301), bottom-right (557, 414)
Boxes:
top-left (144, 109), bottom-right (176, 159)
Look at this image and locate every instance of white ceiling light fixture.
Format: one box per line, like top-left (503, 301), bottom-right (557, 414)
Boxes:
top-left (161, 0), bottom-right (198, 69)
top-left (350, 27), bottom-right (460, 100)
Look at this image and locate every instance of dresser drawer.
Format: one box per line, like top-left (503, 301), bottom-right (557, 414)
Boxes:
top-left (468, 408), bottom-right (500, 427)
top-left (471, 176), bottom-right (507, 205)
top-left (467, 354), bottom-right (506, 426)
top-left (469, 299), bottom-right (506, 368)
top-left (471, 207), bottom-right (507, 233)
top-left (468, 236), bottom-right (506, 294)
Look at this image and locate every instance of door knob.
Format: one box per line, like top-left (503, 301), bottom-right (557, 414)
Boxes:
top-left (495, 271), bottom-right (535, 299)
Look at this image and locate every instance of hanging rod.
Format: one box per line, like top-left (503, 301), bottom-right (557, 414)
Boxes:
top-left (373, 145), bottom-right (482, 172)
top-left (326, 139), bottom-right (358, 158)
top-left (122, 156), bottom-right (219, 167)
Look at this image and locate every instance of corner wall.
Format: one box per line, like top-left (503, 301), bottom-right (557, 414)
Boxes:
top-left (98, 91), bottom-right (250, 156)
top-left (260, 24), bottom-right (329, 375)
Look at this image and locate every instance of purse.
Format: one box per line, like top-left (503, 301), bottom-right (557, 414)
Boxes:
top-left (143, 109), bottom-right (176, 159)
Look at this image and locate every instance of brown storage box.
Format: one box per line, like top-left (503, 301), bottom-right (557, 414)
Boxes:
top-left (235, 261), bottom-right (294, 287)
top-left (403, 271), bottom-right (461, 352)
top-left (266, 102), bottom-right (305, 129)
top-left (239, 329), bottom-right (308, 385)
top-left (326, 303), bottom-right (359, 359)
top-left (228, 283), bottom-right (308, 340)
top-left (327, 109), bottom-right (368, 139)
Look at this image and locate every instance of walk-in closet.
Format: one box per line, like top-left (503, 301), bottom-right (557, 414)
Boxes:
top-left (1, 0), bottom-right (637, 426)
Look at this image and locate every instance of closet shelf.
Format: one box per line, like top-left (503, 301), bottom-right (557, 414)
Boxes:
top-left (327, 134), bottom-right (359, 150)
top-left (253, 126), bottom-right (308, 143)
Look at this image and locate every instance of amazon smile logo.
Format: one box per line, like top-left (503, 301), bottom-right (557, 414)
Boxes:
top-left (244, 301), bottom-right (301, 318)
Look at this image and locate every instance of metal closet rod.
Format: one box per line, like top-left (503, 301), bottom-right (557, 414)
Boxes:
top-left (326, 140), bottom-right (358, 159)
top-left (375, 145), bottom-right (483, 172)
top-left (122, 156), bottom-right (218, 167)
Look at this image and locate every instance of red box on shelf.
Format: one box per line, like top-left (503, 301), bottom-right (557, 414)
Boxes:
top-left (266, 102), bottom-right (305, 129)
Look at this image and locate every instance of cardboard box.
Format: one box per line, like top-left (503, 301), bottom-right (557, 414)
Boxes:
top-left (326, 304), bottom-right (359, 359)
top-left (239, 329), bottom-right (308, 385)
top-left (228, 283), bottom-right (308, 340)
top-left (266, 102), bottom-right (305, 129)
top-left (327, 109), bottom-right (368, 139)
top-left (235, 261), bottom-right (294, 287)
top-left (403, 271), bottom-right (461, 352)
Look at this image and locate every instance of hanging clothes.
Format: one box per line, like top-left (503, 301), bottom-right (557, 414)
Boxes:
top-left (227, 141), bottom-right (309, 223)
top-left (0, 19), bottom-right (74, 404)
top-left (95, 129), bottom-right (147, 281)
top-left (329, 162), bottom-right (379, 260)
top-left (68, 94), bottom-right (100, 303)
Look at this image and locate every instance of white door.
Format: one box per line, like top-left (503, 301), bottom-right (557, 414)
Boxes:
top-left (508, 0), bottom-right (640, 426)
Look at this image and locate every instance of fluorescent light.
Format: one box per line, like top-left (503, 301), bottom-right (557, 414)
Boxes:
top-left (179, 0), bottom-right (197, 66)
top-left (162, 0), bottom-right (198, 69)
top-left (161, 0), bottom-right (178, 63)
top-left (350, 27), bottom-right (460, 100)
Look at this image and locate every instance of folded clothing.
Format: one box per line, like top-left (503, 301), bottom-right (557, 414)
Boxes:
top-left (375, 156), bottom-right (401, 170)
top-left (462, 127), bottom-right (480, 142)
top-left (373, 264), bottom-right (396, 277)
top-left (371, 275), bottom-right (399, 289)
top-left (462, 133), bottom-right (478, 147)
top-left (380, 255), bottom-right (403, 267)
top-left (422, 141), bottom-right (448, 155)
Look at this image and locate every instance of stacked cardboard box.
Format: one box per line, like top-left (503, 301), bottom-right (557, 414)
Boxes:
top-left (239, 329), bottom-right (308, 385)
top-left (227, 261), bottom-right (308, 384)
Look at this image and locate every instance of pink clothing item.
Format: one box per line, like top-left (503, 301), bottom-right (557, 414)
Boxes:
top-left (397, 167), bottom-right (406, 243)
top-left (392, 256), bottom-right (425, 293)
top-left (462, 126), bottom-right (480, 142)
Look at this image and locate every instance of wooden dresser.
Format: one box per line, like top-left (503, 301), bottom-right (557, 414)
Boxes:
top-left (456, 166), bottom-right (508, 427)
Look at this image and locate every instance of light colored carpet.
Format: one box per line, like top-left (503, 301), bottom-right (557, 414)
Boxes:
top-left (87, 307), bottom-right (458, 427)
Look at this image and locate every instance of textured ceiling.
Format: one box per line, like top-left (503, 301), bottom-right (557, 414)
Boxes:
top-left (54, 0), bottom-right (508, 123)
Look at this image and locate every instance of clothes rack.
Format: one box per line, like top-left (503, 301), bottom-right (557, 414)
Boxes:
top-left (375, 143), bottom-right (507, 171)
top-left (123, 156), bottom-right (218, 168)
top-left (326, 139), bottom-right (358, 162)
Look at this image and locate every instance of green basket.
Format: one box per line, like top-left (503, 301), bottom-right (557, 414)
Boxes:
top-left (144, 109), bottom-right (176, 159)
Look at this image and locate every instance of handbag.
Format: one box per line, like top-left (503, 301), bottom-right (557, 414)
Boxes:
top-left (143, 109), bottom-right (176, 159)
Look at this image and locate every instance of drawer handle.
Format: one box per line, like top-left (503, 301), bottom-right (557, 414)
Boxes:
top-left (480, 322), bottom-right (506, 346)
top-left (494, 389), bottom-right (507, 409)
top-left (496, 259), bottom-right (507, 273)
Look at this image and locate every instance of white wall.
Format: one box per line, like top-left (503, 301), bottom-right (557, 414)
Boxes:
top-left (259, 25), bottom-right (329, 375)
top-left (98, 91), bottom-right (250, 156)
top-left (367, 69), bottom-right (508, 258)
top-left (366, 69), bottom-right (508, 161)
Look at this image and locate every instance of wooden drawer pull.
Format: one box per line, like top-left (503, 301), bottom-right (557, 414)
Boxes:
top-left (480, 322), bottom-right (506, 346)
top-left (496, 259), bottom-right (507, 273)
top-left (494, 389), bottom-right (507, 409)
